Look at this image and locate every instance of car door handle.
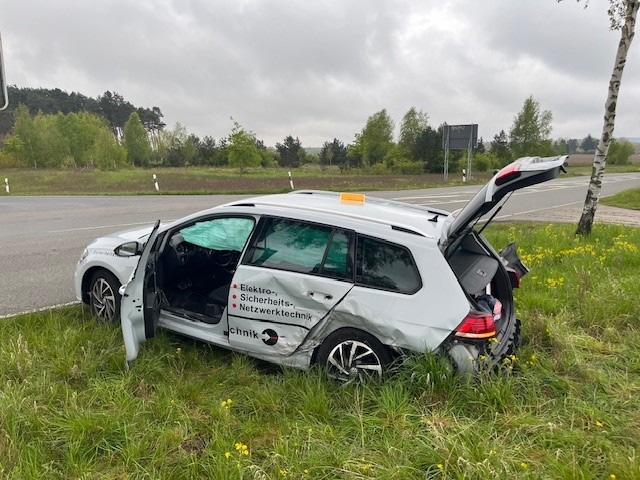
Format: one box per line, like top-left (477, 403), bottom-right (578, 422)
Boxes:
top-left (306, 291), bottom-right (333, 301)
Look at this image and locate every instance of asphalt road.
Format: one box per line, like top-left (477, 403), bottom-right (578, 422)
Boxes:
top-left (2, 173), bottom-right (640, 318)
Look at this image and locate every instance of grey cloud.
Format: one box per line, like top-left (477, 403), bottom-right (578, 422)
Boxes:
top-left (2, 0), bottom-right (639, 146)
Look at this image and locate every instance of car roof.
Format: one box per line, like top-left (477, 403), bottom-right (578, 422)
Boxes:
top-left (224, 190), bottom-right (450, 238)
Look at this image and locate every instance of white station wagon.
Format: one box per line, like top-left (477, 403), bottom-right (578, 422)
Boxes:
top-left (75, 156), bottom-right (566, 381)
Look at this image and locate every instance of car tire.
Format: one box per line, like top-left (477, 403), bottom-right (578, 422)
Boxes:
top-left (491, 316), bottom-right (522, 362)
top-left (316, 328), bottom-right (392, 383)
top-left (89, 270), bottom-right (122, 323)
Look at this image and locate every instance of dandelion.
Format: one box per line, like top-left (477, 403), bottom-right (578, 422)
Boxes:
top-left (235, 442), bottom-right (249, 455)
top-left (520, 462), bottom-right (528, 469)
top-left (279, 468), bottom-right (288, 477)
top-left (595, 420), bottom-right (604, 427)
top-left (610, 474), bottom-right (616, 480)
top-left (221, 398), bottom-right (233, 409)
top-left (546, 277), bottom-right (565, 289)
top-left (224, 452), bottom-right (231, 459)
top-left (437, 464), bottom-right (444, 470)
top-left (525, 353), bottom-right (538, 367)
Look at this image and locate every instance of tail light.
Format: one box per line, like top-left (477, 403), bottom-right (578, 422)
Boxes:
top-left (455, 310), bottom-right (496, 339)
top-left (507, 268), bottom-right (521, 289)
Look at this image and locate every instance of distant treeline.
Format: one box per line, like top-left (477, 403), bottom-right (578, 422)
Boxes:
top-left (0, 86), bottom-right (165, 139)
top-left (0, 88), bottom-right (634, 172)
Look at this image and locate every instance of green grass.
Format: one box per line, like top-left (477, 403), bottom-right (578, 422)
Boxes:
top-left (2, 223), bottom-right (640, 478)
top-left (0, 167), bottom-right (491, 196)
top-left (601, 186), bottom-right (640, 210)
top-left (1, 163), bottom-right (636, 196)
top-left (564, 164), bottom-right (640, 176)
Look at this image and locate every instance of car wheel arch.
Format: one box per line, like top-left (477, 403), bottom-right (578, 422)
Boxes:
top-left (313, 327), bottom-right (394, 382)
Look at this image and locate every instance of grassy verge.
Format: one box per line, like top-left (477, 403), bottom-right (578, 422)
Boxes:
top-left (1, 164), bottom-right (637, 196)
top-left (0, 167), bottom-right (492, 196)
top-left (1, 223), bottom-right (639, 478)
top-left (564, 164), bottom-right (640, 176)
top-left (601, 186), bottom-right (640, 210)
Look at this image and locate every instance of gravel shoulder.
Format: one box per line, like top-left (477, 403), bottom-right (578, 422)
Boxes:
top-left (524, 204), bottom-right (640, 227)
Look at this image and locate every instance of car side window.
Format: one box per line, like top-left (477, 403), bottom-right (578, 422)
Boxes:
top-left (180, 217), bottom-right (255, 251)
top-left (245, 217), bottom-right (352, 279)
top-left (355, 236), bottom-right (421, 294)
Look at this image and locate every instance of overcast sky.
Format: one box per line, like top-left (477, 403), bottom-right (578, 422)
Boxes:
top-left (3, 0), bottom-right (639, 147)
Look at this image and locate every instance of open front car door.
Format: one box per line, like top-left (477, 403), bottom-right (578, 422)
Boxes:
top-left (121, 220), bottom-right (162, 366)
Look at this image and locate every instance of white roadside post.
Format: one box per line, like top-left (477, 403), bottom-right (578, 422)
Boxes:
top-left (462, 169), bottom-right (467, 183)
top-left (153, 174), bottom-right (159, 191)
top-left (4, 177), bottom-right (8, 194)
top-left (288, 171), bottom-right (294, 190)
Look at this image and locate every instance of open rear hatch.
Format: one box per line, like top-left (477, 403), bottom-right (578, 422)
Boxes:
top-left (441, 155), bottom-right (567, 251)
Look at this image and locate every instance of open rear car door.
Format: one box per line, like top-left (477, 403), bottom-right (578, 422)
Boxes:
top-left (442, 155), bottom-right (568, 251)
top-left (121, 220), bottom-right (162, 366)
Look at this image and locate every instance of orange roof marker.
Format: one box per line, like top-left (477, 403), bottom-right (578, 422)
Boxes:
top-left (340, 192), bottom-right (366, 204)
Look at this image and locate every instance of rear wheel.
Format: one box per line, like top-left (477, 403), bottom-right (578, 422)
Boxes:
top-left (490, 316), bottom-right (521, 362)
top-left (316, 329), bottom-right (391, 384)
top-left (89, 270), bottom-right (121, 323)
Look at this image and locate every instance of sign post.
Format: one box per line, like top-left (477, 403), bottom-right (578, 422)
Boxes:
top-left (442, 124), bottom-right (478, 181)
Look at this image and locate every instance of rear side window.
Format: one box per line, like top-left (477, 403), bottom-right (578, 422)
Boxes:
top-left (356, 236), bottom-right (421, 294)
top-left (245, 217), bottom-right (353, 280)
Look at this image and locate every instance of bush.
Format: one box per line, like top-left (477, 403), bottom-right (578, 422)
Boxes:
top-left (390, 160), bottom-right (424, 175)
top-left (0, 150), bottom-right (20, 168)
top-left (607, 138), bottom-right (634, 165)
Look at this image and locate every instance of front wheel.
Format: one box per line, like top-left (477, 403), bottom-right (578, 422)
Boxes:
top-left (89, 270), bottom-right (121, 323)
top-left (316, 329), bottom-right (391, 384)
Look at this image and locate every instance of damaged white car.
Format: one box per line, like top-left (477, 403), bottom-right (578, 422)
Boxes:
top-left (75, 156), bottom-right (566, 381)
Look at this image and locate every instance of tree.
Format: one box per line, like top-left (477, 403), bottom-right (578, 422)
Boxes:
top-left (319, 138), bottom-right (348, 167)
top-left (227, 120), bottom-right (261, 171)
top-left (352, 109), bottom-right (395, 166)
top-left (581, 133), bottom-right (598, 153)
top-left (414, 125), bottom-right (443, 173)
top-left (10, 104), bottom-right (38, 168)
top-left (490, 130), bottom-right (512, 166)
top-left (553, 138), bottom-right (568, 154)
top-left (607, 137), bottom-right (635, 164)
top-left (398, 107), bottom-right (429, 160)
top-left (87, 127), bottom-right (127, 170)
top-left (124, 112), bottom-right (152, 167)
top-left (567, 138), bottom-right (579, 153)
top-left (98, 91), bottom-right (135, 140)
top-left (573, 0), bottom-right (639, 235)
top-left (509, 95), bottom-right (553, 158)
top-left (476, 137), bottom-right (486, 154)
top-left (160, 123), bottom-right (197, 167)
top-left (276, 135), bottom-right (305, 167)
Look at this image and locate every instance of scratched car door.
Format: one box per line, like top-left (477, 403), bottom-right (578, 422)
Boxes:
top-left (228, 217), bottom-right (355, 356)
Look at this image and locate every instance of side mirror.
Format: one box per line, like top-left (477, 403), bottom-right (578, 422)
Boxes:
top-left (115, 241), bottom-right (142, 257)
top-left (0, 32), bottom-right (7, 111)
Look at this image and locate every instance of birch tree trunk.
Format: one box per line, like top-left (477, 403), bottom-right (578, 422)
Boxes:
top-left (576, 0), bottom-right (639, 235)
